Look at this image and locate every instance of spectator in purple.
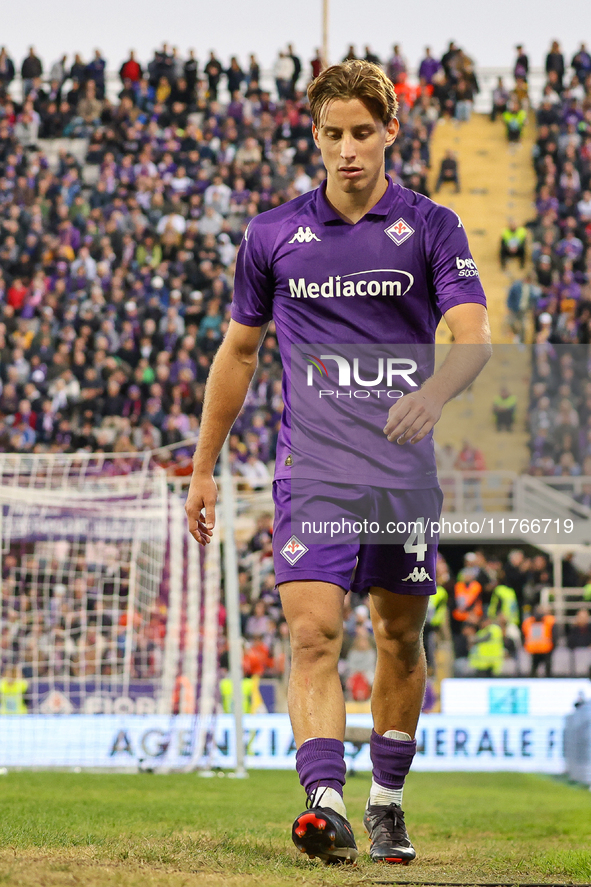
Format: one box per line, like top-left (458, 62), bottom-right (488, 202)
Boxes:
top-left (386, 43), bottom-right (407, 84)
top-left (571, 43), bottom-right (591, 83)
top-left (418, 47), bottom-right (441, 85)
top-left (555, 228), bottom-right (584, 267)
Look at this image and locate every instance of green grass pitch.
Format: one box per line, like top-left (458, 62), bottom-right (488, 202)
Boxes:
top-left (0, 770), bottom-right (590, 886)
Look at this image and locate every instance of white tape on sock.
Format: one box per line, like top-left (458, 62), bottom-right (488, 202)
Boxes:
top-left (369, 779), bottom-right (404, 807)
top-left (309, 786), bottom-right (347, 818)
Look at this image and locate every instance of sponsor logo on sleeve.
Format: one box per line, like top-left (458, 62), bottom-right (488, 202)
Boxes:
top-left (280, 535), bottom-right (309, 565)
top-left (385, 218), bottom-right (415, 245)
top-left (456, 257), bottom-right (479, 277)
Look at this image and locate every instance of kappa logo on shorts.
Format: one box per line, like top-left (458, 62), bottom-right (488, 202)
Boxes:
top-left (385, 218), bottom-right (415, 246)
top-left (402, 567), bottom-right (432, 582)
top-left (289, 226), bottom-right (321, 244)
top-left (280, 535), bottom-right (308, 565)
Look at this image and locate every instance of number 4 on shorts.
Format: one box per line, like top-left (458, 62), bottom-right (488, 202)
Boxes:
top-left (404, 518), bottom-right (427, 562)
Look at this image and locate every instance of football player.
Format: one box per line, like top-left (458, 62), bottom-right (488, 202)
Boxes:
top-left (186, 60), bottom-right (491, 864)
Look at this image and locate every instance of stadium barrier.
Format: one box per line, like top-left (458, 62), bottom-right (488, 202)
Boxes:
top-left (170, 469), bottom-right (591, 545)
top-left (540, 586), bottom-right (591, 629)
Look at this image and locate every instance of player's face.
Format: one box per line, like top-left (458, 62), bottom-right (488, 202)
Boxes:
top-left (312, 98), bottom-right (399, 195)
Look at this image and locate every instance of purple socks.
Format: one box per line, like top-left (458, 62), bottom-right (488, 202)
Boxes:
top-left (295, 738), bottom-right (346, 798)
top-left (294, 732), bottom-right (416, 799)
top-left (370, 729), bottom-right (416, 789)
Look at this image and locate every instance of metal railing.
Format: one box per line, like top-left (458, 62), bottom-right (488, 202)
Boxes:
top-left (541, 476), bottom-right (591, 501)
top-left (540, 586), bottom-right (591, 627)
top-left (168, 466), bottom-right (591, 544)
top-left (438, 470), bottom-right (517, 513)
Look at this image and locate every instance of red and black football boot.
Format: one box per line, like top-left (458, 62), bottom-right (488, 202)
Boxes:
top-left (363, 802), bottom-right (416, 864)
top-left (292, 805), bottom-right (358, 864)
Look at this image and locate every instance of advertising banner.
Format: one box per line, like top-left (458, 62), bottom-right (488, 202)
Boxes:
top-left (0, 713), bottom-right (565, 773)
top-left (441, 678), bottom-right (591, 716)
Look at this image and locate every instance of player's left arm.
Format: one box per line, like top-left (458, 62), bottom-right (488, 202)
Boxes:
top-left (383, 303), bottom-right (492, 444)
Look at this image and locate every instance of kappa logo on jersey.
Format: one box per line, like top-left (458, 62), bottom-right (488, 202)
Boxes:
top-left (289, 226), bottom-right (322, 244)
top-left (280, 535), bottom-right (309, 565)
top-left (384, 218), bottom-right (415, 246)
top-left (402, 567), bottom-right (433, 582)
top-left (456, 256), bottom-right (479, 277)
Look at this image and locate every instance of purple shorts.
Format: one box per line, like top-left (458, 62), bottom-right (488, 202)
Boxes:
top-left (272, 478), bottom-right (442, 595)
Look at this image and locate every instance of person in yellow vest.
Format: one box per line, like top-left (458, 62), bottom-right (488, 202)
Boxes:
top-left (467, 615), bottom-right (505, 677)
top-left (522, 606), bottom-right (556, 677)
top-left (502, 100), bottom-right (527, 143)
top-left (492, 387), bottom-right (517, 432)
top-left (500, 218), bottom-right (527, 268)
top-left (0, 666), bottom-right (28, 714)
top-left (424, 581), bottom-right (449, 669)
top-left (220, 672), bottom-right (255, 713)
top-left (220, 671), bottom-right (269, 714)
top-left (488, 583), bottom-right (520, 627)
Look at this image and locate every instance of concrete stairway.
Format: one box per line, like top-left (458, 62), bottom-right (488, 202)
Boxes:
top-left (428, 112), bottom-right (536, 472)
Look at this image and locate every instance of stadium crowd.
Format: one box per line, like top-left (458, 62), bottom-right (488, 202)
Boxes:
top-left (233, 538), bottom-right (591, 698)
top-left (526, 42), bottom-right (591, 344)
top-left (496, 41), bottom-right (591, 478)
top-left (526, 344), bottom-right (591, 484)
top-left (3, 40), bottom-right (591, 715)
top-left (4, 538), bottom-right (591, 714)
top-left (1, 539), bottom-right (168, 691)
top-left (0, 37), bottom-right (479, 712)
top-left (0, 40), bottom-right (469, 467)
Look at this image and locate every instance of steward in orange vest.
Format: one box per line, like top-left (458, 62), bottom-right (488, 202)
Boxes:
top-left (522, 607), bottom-right (556, 677)
top-left (450, 569), bottom-right (484, 660)
top-left (452, 579), bottom-right (483, 624)
top-left (523, 612), bottom-right (555, 653)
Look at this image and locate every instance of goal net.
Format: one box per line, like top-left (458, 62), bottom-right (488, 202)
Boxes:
top-left (0, 452), bottom-right (222, 770)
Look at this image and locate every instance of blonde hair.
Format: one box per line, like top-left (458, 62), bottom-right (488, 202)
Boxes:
top-left (307, 60), bottom-right (399, 128)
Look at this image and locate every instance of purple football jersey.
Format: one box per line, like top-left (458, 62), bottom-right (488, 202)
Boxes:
top-left (231, 176), bottom-right (486, 486)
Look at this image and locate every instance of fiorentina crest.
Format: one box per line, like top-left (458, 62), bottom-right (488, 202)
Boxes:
top-left (385, 218), bottom-right (415, 246)
top-left (280, 535), bottom-right (309, 565)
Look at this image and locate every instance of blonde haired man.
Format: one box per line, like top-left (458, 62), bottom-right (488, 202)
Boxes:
top-left (186, 60), bottom-right (490, 863)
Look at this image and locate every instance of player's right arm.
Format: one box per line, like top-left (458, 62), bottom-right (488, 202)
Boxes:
top-left (185, 319), bottom-right (268, 545)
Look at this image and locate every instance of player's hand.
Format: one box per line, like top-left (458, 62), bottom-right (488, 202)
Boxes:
top-left (383, 389), bottom-right (444, 445)
top-left (185, 473), bottom-right (218, 545)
